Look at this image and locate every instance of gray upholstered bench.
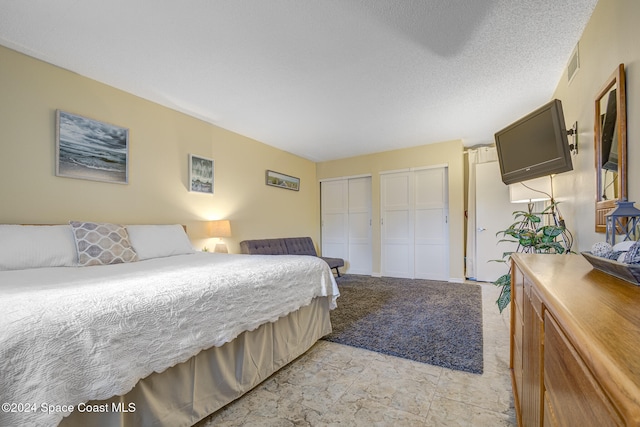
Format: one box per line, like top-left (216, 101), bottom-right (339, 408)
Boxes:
top-left (239, 237), bottom-right (344, 276)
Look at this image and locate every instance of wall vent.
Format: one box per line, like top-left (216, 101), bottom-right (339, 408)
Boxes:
top-left (567, 44), bottom-right (579, 84)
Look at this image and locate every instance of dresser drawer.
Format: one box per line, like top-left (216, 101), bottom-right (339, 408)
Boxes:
top-left (512, 262), bottom-right (524, 318)
top-left (544, 312), bottom-right (623, 426)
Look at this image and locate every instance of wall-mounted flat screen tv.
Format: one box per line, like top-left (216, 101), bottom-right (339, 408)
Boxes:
top-left (494, 99), bottom-right (573, 185)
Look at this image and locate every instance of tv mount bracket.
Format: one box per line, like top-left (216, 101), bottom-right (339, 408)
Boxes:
top-left (566, 121), bottom-right (578, 155)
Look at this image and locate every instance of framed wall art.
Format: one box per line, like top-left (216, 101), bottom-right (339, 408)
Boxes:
top-left (56, 110), bottom-right (129, 184)
top-left (266, 170), bottom-right (300, 191)
top-left (189, 154), bottom-right (214, 194)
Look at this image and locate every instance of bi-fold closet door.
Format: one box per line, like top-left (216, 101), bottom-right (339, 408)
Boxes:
top-left (320, 176), bottom-right (372, 275)
top-left (380, 166), bottom-right (449, 280)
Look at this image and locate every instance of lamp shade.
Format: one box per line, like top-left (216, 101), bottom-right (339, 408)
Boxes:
top-left (208, 220), bottom-right (231, 238)
top-left (509, 176), bottom-right (552, 203)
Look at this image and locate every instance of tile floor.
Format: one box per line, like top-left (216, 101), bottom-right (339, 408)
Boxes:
top-left (197, 281), bottom-right (516, 426)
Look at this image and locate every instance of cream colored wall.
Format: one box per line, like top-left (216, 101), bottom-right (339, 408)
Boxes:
top-left (0, 45), bottom-right (319, 253)
top-left (317, 140), bottom-right (465, 281)
top-left (551, 0), bottom-right (640, 251)
top-left (10, 0), bottom-right (629, 266)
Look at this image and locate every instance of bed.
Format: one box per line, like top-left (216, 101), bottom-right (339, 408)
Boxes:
top-left (0, 223), bottom-right (339, 427)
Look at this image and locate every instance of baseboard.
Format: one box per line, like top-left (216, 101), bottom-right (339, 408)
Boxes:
top-left (371, 272), bottom-right (382, 277)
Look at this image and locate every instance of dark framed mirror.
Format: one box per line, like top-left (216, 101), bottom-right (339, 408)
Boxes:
top-left (594, 64), bottom-right (627, 233)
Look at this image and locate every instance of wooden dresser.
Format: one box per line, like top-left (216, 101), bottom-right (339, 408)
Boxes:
top-left (510, 253), bottom-right (640, 427)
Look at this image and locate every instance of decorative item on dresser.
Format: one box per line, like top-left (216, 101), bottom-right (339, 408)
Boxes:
top-left (604, 199), bottom-right (640, 245)
top-left (510, 253), bottom-right (640, 426)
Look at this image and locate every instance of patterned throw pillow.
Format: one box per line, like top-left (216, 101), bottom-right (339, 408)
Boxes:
top-left (69, 221), bottom-right (138, 266)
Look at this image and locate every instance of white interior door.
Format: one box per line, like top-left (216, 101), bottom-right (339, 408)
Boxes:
top-left (414, 168), bottom-right (449, 280)
top-left (321, 180), bottom-right (348, 261)
top-left (381, 172), bottom-right (414, 278)
top-left (475, 161), bottom-right (525, 282)
top-left (347, 177), bottom-right (372, 274)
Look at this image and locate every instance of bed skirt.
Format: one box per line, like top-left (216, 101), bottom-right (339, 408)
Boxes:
top-left (59, 296), bottom-right (332, 427)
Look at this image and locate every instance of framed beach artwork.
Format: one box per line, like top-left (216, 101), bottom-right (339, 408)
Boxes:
top-left (189, 154), bottom-right (214, 194)
top-left (56, 110), bottom-right (129, 184)
top-left (265, 170), bottom-right (300, 191)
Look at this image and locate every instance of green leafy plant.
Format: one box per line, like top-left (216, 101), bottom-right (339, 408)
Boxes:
top-left (493, 203), bottom-right (572, 312)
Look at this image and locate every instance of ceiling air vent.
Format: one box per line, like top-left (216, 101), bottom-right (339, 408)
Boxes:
top-left (567, 44), bottom-right (579, 84)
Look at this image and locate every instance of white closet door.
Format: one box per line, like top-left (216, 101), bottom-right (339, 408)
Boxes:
top-left (348, 177), bottom-right (372, 274)
top-left (321, 180), bottom-right (349, 261)
top-left (414, 168), bottom-right (449, 280)
top-left (381, 172), bottom-right (414, 278)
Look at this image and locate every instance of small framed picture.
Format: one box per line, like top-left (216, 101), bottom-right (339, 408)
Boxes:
top-left (266, 170), bottom-right (300, 191)
top-left (189, 154), bottom-right (214, 194)
top-left (56, 110), bottom-right (129, 184)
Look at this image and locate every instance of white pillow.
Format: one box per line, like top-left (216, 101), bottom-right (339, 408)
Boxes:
top-left (126, 224), bottom-right (195, 260)
top-left (0, 225), bottom-right (78, 270)
top-left (613, 240), bottom-right (636, 252)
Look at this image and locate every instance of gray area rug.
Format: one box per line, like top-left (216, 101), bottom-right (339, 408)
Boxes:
top-left (322, 275), bottom-right (484, 374)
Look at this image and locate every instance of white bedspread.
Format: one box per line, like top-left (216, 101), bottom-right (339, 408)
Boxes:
top-left (0, 253), bottom-right (339, 427)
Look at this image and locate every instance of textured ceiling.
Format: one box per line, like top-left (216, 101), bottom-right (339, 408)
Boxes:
top-left (0, 0), bottom-right (598, 162)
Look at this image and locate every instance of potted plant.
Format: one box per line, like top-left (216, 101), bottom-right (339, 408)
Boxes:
top-left (493, 202), bottom-right (573, 312)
